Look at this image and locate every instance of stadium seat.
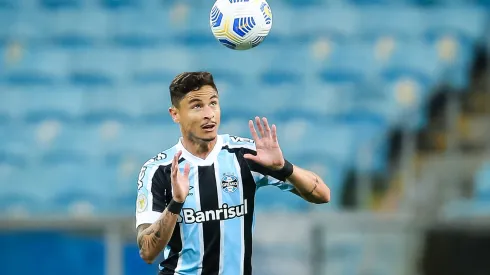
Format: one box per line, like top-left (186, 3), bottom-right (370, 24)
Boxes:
top-left (69, 47), bottom-right (132, 86)
top-left (1, 46), bottom-right (68, 85)
top-left (39, 0), bottom-right (82, 10)
top-left (44, 9), bottom-right (109, 48)
top-left (98, 0), bottom-right (141, 9)
top-left (275, 118), bottom-right (357, 166)
top-left (6, 87), bottom-right (84, 123)
top-left (255, 185), bottom-right (310, 212)
top-left (131, 46), bottom-right (193, 84)
top-left (108, 9), bottom-right (167, 48)
top-left (356, 7), bottom-right (425, 41)
top-left (82, 87), bottom-right (143, 123)
top-left (291, 7), bottom-right (359, 41)
top-left (382, 41), bottom-right (443, 87)
top-left (424, 7), bottom-right (487, 43)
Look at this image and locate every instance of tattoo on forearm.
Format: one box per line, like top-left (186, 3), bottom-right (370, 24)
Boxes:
top-left (306, 177), bottom-right (319, 198)
top-left (138, 212), bottom-right (178, 254)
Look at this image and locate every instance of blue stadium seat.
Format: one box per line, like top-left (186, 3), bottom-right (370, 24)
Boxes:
top-left (108, 10), bottom-right (166, 48)
top-left (291, 152), bottom-right (347, 209)
top-left (276, 119), bottom-right (357, 166)
top-left (0, 10), bottom-right (17, 44)
top-left (220, 117), bottom-right (252, 138)
top-left (291, 7), bottom-right (359, 41)
top-left (98, 0), bottom-right (141, 9)
top-left (294, 80), bottom-right (358, 117)
top-left (6, 87), bottom-right (84, 123)
top-left (45, 10), bottom-right (109, 47)
top-left (135, 84), bottom-right (171, 119)
top-left (82, 87), bottom-right (141, 123)
top-left (132, 46), bottom-right (193, 84)
top-left (382, 41), bottom-right (443, 86)
top-left (1, 46), bottom-right (68, 85)
top-left (357, 7), bottom-right (425, 41)
top-left (0, 0), bottom-right (16, 9)
top-left (39, 0), bottom-right (82, 9)
top-left (255, 185), bottom-right (310, 212)
top-left (171, 6), bottom-right (218, 46)
top-left (316, 42), bottom-right (378, 85)
top-left (69, 47), bottom-right (133, 86)
top-left (424, 7), bottom-right (487, 43)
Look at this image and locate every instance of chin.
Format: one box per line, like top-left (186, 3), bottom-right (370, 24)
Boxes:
top-left (200, 133), bottom-right (217, 142)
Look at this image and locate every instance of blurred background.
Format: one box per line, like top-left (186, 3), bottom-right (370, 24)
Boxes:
top-left (1, 0), bottom-right (490, 274)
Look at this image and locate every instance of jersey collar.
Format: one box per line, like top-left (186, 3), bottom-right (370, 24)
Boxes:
top-left (176, 135), bottom-right (223, 166)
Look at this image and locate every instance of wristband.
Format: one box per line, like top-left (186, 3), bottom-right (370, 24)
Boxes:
top-left (277, 159), bottom-right (294, 179)
top-left (167, 199), bottom-right (184, 214)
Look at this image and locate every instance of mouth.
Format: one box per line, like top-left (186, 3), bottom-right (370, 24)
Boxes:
top-left (201, 123), bottom-right (216, 132)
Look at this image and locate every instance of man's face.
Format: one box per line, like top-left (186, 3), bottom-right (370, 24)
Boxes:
top-left (170, 85), bottom-right (221, 143)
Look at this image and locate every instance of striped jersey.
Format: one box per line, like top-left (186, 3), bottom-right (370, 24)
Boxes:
top-left (135, 134), bottom-right (295, 275)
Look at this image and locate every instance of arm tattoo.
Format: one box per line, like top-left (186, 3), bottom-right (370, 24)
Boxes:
top-left (305, 177), bottom-right (319, 199)
top-left (137, 211), bottom-right (179, 257)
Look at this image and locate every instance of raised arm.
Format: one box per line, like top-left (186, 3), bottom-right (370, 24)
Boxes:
top-left (244, 117), bottom-right (330, 204)
top-left (136, 151), bottom-right (190, 264)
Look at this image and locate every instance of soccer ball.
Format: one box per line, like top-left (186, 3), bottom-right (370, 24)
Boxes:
top-left (209, 0), bottom-right (273, 50)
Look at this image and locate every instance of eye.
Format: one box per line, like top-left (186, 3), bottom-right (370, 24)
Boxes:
top-left (210, 101), bottom-right (218, 106)
top-left (192, 104), bottom-right (202, 109)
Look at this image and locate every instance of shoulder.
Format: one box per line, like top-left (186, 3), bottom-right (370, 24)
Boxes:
top-left (140, 145), bottom-right (177, 169)
top-left (137, 146), bottom-right (176, 190)
top-left (220, 134), bottom-right (256, 151)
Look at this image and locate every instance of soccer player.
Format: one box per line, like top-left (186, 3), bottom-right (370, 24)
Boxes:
top-left (135, 72), bottom-right (330, 275)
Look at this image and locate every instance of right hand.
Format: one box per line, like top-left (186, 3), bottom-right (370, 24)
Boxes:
top-left (171, 151), bottom-right (191, 203)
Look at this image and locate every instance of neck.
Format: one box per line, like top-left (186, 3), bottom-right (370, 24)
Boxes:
top-left (181, 136), bottom-right (217, 160)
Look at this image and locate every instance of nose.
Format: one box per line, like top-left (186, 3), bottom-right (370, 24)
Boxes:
top-left (203, 105), bottom-right (215, 119)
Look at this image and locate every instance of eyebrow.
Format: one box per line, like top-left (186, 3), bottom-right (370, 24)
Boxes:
top-left (187, 94), bottom-right (218, 105)
top-left (188, 98), bottom-right (202, 105)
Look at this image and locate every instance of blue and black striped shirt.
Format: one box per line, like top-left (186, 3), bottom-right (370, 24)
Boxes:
top-left (135, 134), bottom-right (295, 275)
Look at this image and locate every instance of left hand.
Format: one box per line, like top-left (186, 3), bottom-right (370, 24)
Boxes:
top-left (244, 117), bottom-right (285, 171)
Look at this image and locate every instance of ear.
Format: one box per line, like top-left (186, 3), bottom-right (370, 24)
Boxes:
top-left (169, 106), bottom-right (179, 123)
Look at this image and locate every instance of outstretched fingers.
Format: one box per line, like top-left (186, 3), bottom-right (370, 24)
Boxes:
top-left (255, 116), bottom-right (265, 138)
top-left (248, 120), bottom-right (259, 141)
top-left (271, 124), bottom-right (278, 143)
top-left (262, 117), bottom-right (271, 138)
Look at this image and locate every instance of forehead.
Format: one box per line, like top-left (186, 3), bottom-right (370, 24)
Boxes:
top-left (183, 85), bottom-right (218, 101)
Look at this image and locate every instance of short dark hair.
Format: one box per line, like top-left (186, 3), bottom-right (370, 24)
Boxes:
top-left (169, 71), bottom-right (218, 107)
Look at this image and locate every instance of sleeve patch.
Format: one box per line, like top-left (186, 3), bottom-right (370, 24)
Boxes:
top-left (136, 193), bottom-right (148, 213)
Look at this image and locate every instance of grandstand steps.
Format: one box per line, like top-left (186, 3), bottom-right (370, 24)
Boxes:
top-left (462, 90), bottom-right (490, 115)
top-left (457, 114), bottom-right (490, 150)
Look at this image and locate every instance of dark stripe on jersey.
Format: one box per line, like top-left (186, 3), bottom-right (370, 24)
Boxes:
top-left (233, 148), bottom-right (257, 275)
top-left (153, 165), bottom-right (182, 275)
top-left (160, 224), bottom-right (183, 275)
top-left (199, 165), bottom-right (221, 275)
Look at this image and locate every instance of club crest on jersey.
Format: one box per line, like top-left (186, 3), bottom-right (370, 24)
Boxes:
top-left (221, 173), bottom-right (238, 193)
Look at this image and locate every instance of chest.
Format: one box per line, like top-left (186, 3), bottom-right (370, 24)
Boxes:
top-left (174, 154), bottom-right (250, 224)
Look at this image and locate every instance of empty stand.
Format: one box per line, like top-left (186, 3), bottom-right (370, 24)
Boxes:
top-left (0, 0), bottom-right (487, 216)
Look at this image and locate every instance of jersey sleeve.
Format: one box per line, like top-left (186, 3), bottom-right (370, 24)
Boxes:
top-left (135, 162), bottom-right (171, 229)
top-left (242, 148), bottom-right (295, 192)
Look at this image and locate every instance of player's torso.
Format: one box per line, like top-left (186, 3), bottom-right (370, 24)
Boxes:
top-left (162, 147), bottom-right (255, 275)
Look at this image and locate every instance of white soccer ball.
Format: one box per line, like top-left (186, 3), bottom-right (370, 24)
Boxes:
top-left (209, 0), bottom-right (273, 50)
